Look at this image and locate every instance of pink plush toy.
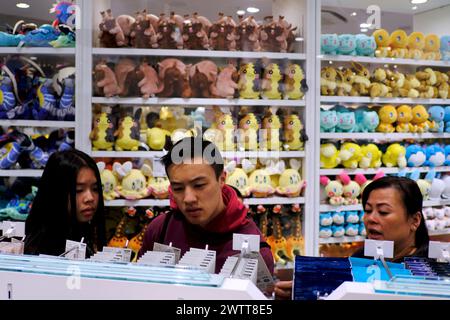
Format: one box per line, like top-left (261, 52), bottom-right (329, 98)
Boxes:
top-left (130, 9), bottom-right (158, 48)
top-left (94, 62), bottom-right (120, 97)
top-left (157, 58), bottom-right (191, 98)
top-left (114, 58), bottom-right (137, 97)
top-left (138, 62), bottom-right (163, 98)
top-left (99, 9), bottom-right (126, 47)
top-left (211, 64), bottom-right (239, 98)
top-left (189, 60), bottom-right (218, 98)
top-left (116, 14), bottom-right (136, 46)
top-left (260, 16), bottom-right (290, 53)
top-left (156, 12), bottom-right (184, 49)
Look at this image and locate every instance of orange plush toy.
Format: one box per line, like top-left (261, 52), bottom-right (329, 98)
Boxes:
top-left (389, 29), bottom-right (408, 59)
top-left (407, 32), bottom-right (425, 60)
top-left (423, 34), bottom-right (441, 60)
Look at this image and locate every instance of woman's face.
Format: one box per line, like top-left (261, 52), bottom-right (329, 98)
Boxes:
top-left (363, 187), bottom-right (420, 252)
top-left (75, 167), bottom-right (99, 223)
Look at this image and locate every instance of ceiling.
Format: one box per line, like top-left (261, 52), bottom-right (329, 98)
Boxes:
top-left (322, 0), bottom-right (450, 14)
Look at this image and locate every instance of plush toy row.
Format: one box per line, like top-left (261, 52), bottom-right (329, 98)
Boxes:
top-left (0, 186), bottom-right (37, 222)
top-left (0, 129), bottom-right (74, 170)
top-left (319, 210), bottom-right (366, 239)
top-left (0, 2), bottom-right (75, 48)
top-left (93, 58), bottom-right (306, 100)
top-left (321, 142), bottom-right (450, 170)
top-left (321, 31), bottom-right (447, 60)
top-left (423, 207), bottom-right (450, 231)
top-left (90, 106), bottom-right (307, 152)
top-left (99, 9), bottom-right (297, 53)
top-left (321, 105), bottom-right (450, 133)
top-left (321, 63), bottom-right (450, 99)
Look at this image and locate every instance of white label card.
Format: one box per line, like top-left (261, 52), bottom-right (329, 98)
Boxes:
top-left (153, 242), bottom-right (181, 263)
top-left (102, 246), bottom-right (132, 262)
top-left (152, 158), bottom-right (166, 178)
top-left (65, 240), bottom-right (87, 260)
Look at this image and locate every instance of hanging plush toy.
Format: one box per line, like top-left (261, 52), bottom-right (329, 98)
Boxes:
top-left (114, 108), bottom-right (142, 151)
top-left (113, 161), bottom-right (152, 200)
top-left (276, 159), bottom-right (305, 198)
top-left (283, 114), bottom-right (307, 151)
top-left (96, 161), bottom-right (118, 200)
top-left (90, 108), bottom-right (116, 151)
top-left (261, 63), bottom-right (282, 100)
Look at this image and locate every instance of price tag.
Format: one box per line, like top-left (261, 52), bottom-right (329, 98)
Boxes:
top-left (102, 246), bottom-right (132, 262)
top-left (233, 252), bottom-right (274, 293)
top-left (152, 158), bottom-right (166, 178)
top-left (64, 240), bottom-right (87, 260)
top-left (153, 242), bottom-right (181, 263)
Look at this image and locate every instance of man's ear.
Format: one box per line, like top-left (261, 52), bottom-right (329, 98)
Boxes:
top-left (219, 171), bottom-right (226, 186)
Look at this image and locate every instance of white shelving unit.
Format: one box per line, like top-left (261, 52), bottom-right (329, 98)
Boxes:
top-left (319, 236), bottom-right (365, 244)
top-left (320, 166), bottom-right (450, 176)
top-left (429, 229), bottom-right (450, 236)
top-left (320, 133), bottom-right (450, 140)
top-left (0, 170), bottom-right (44, 178)
top-left (320, 199), bottom-right (450, 212)
top-left (0, 47), bottom-right (76, 55)
top-left (320, 96), bottom-right (449, 105)
top-left (0, 120), bottom-right (76, 128)
top-left (320, 54), bottom-right (450, 68)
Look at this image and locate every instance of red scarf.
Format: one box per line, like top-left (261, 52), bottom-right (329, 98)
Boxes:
top-left (169, 184), bottom-right (249, 233)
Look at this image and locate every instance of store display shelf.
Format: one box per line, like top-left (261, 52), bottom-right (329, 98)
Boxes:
top-left (319, 199), bottom-right (450, 212)
top-left (0, 120), bottom-right (76, 128)
top-left (0, 169), bottom-right (43, 177)
top-left (91, 151), bottom-right (166, 158)
top-left (320, 96), bottom-right (449, 105)
top-left (320, 132), bottom-right (450, 140)
top-left (92, 97), bottom-right (305, 107)
top-left (320, 166), bottom-right (450, 176)
top-left (243, 197), bottom-right (305, 205)
top-left (0, 47), bottom-right (75, 55)
top-left (105, 199), bottom-right (170, 207)
top-left (93, 48), bottom-right (306, 60)
top-left (320, 55), bottom-right (450, 68)
top-left (319, 236), bottom-right (365, 244)
top-left (428, 229), bottom-right (450, 236)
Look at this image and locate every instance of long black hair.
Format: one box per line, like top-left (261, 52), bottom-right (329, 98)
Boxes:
top-left (361, 176), bottom-right (429, 249)
top-left (25, 149), bottom-right (106, 256)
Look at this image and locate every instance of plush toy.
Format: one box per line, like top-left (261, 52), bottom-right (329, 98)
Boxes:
top-left (182, 13), bottom-right (210, 50)
top-left (260, 16), bottom-right (292, 53)
top-left (98, 10), bottom-right (126, 47)
top-left (434, 71), bottom-right (449, 99)
top-left (355, 34), bottom-right (376, 57)
top-left (423, 34), bottom-right (441, 60)
top-left (354, 172), bottom-right (385, 195)
top-left (351, 62), bottom-right (371, 96)
top-left (238, 62), bottom-right (260, 99)
top-left (225, 160), bottom-right (253, 197)
top-left (146, 127), bottom-right (170, 151)
top-left (336, 68), bottom-right (355, 96)
top-left (320, 212), bottom-right (333, 226)
top-left (94, 62), bottom-right (120, 97)
top-left (135, 61), bottom-right (163, 98)
top-left (0, 186), bottom-right (36, 221)
top-left (407, 32), bottom-right (425, 60)
top-left (345, 224), bottom-right (359, 237)
top-left (376, 105), bottom-right (397, 133)
top-left (189, 60), bottom-right (218, 98)
top-left (335, 107), bottom-right (356, 133)
top-left (332, 225), bottom-right (345, 237)
top-left (96, 161), bottom-right (118, 200)
top-left (248, 167), bottom-right (275, 198)
top-left (385, 69), bottom-right (406, 98)
top-left (320, 143), bottom-right (340, 169)
top-left (339, 142), bottom-right (362, 169)
top-left (237, 111), bottom-right (259, 151)
top-left (283, 63), bottom-right (306, 100)
top-left (55, 76), bottom-right (75, 121)
top-left (337, 34), bottom-right (356, 56)
top-left (389, 29), bottom-right (408, 58)
top-left (395, 105), bottom-right (414, 133)
top-left (261, 63), bottom-right (282, 99)
top-left (338, 172), bottom-right (361, 205)
top-left (114, 108), bottom-right (142, 151)
top-left (283, 114), bottom-right (306, 151)
top-left (411, 104), bottom-right (433, 133)
top-left (372, 29), bottom-right (390, 58)
top-left (320, 176), bottom-right (344, 205)
top-left (428, 105), bottom-right (445, 133)
top-left (406, 144), bottom-right (426, 167)
top-left (148, 176), bottom-right (170, 199)
top-left (260, 110), bottom-right (281, 151)
top-left (0, 32), bottom-right (24, 47)
top-left (321, 34), bottom-right (339, 55)
top-left (157, 58), bottom-right (191, 98)
top-left (212, 110), bottom-right (235, 151)
top-left (19, 24), bottom-right (60, 47)
top-left (212, 64), bottom-right (238, 98)
top-left (359, 223), bottom-right (367, 237)
top-left (156, 13), bottom-right (183, 49)
top-left (409, 170), bottom-right (434, 199)
top-left (107, 207), bottom-right (136, 248)
top-left (319, 226), bottom-right (332, 238)
top-left (114, 58), bottom-right (138, 97)
top-left (359, 144), bottom-right (382, 169)
top-left (446, 107), bottom-right (450, 132)
top-left (441, 35), bottom-right (450, 61)
top-left (332, 211), bottom-right (345, 225)
top-left (399, 74), bottom-right (420, 98)
top-left (320, 109), bottom-right (338, 132)
top-left (130, 10), bottom-right (158, 48)
top-left (320, 67), bottom-right (337, 96)
top-left (113, 162), bottom-right (151, 200)
top-left (355, 106), bottom-right (379, 132)
top-left (90, 109), bottom-right (116, 151)
top-left (369, 68), bottom-right (390, 98)
top-left (345, 211), bottom-right (360, 224)
top-left (236, 15), bottom-right (261, 51)
top-left (424, 144), bottom-right (446, 167)
top-left (33, 78), bottom-right (57, 120)
top-left (382, 143), bottom-right (407, 168)
top-left (416, 68), bottom-right (436, 99)
top-left (0, 76), bottom-right (16, 116)
top-left (209, 13), bottom-right (237, 51)
top-left (276, 159), bottom-right (305, 197)
top-left (128, 210), bottom-right (155, 256)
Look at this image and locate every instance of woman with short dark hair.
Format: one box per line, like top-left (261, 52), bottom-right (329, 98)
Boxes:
top-left (24, 149), bottom-right (106, 257)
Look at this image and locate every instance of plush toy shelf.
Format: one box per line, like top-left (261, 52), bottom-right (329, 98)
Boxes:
top-left (319, 199), bottom-right (450, 212)
top-left (320, 166), bottom-right (450, 176)
top-left (319, 236), bottom-right (365, 244)
top-left (0, 120), bottom-right (76, 128)
top-left (320, 55), bottom-right (450, 68)
top-left (91, 151), bottom-right (166, 158)
top-left (243, 197), bottom-right (305, 205)
top-left (91, 97), bottom-right (306, 107)
top-left (91, 151), bottom-right (305, 159)
top-left (320, 96), bottom-right (450, 105)
top-left (0, 47), bottom-right (75, 55)
top-left (0, 170), bottom-right (44, 177)
top-left (93, 48), bottom-right (306, 61)
top-left (428, 229), bottom-right (450, 236)
top-left (320, 133), bottom-right (450, 140)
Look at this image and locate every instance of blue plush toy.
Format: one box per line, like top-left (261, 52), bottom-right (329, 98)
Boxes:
top-left (338, 34), bottom-right (357, 56)
top-left (0, 32), bottom-right (25, 47)
top-left (406, 144), bottom-right (426, 167)
top-left (355, 34), bottom-right (376, 57)
top-left (355, 106), bottom-right (379, 133)
top-left (0, 186), bottom-right (37, 221)
top-left (55, 77), bottom-right (75, 121)
top-left (424, 144), bottom-right (446, 167)
top-left (33, 79), bottom-right (57, 120)
top-left (20, 24), bottom-right (60, 47)
top-left (332, 225), bottom-right (345, 237)
top-left (320, 212), bottom-right (333, 226)
top-left (336, 108), bottom-right (356, 132)
top-left (0, 76), bottom-right (17, 117)
top-left (444, 106), bottom-right (450, 132)
top-left (50, 1), bottom-right (76, 27)
top-left (358, 223), bottom-right (366, 237)
top-left (345, 210), bottom-right (360, 224)
top-left (332, 211), bottom-right (345, 225)
top-left (440, 35), bottom-right (450, 61)
top-left (428, 105), bottom-right (445, 133)
top-left (345, 223), bottom-right (359, 236)
top-left (321, 34), bottom-right (339, 55)
top-left (445, 145), bottom-right (450, 166)
top-left (319, 226), bottom-right (332, 238)
top-left (320, 109), bottom-right (338, 132)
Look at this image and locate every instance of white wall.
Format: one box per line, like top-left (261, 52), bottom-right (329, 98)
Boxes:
top-left (414, 5), bottom-right (450, 37)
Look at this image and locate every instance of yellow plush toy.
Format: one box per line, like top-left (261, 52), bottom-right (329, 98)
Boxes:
top-left (411, 105), bottom-right (434, 133)
top-left (339, 142), bottom-right (362, 169)
top-left (248, 167), bottom-right (276, 198)
top-left (212, 110), bottom-right (236, 151)
top-left (423, 34), bottom-right (441, 60)
top-left (376, 105), bottom-right (397, 133)
top-left (382, 143), bottom-right (407, 168)
top-left (283, 63), bottom-right (305, 100)
top-left (148, 176), bottom-right (170, 199)
top-left (407, 32), bottom-right (425, 60)
top-left (237, 111), bottom-right (259, 151)
top-left (416, 68), bottom-right (437, 98)
top-left (320, 143), bottom-right (340, 169)
top-left (336, 68), bottom-right (355, 96)
top-left (434, 71), bottom-right (449, 99)
top-left (146, 127), bottom-right (170, 150)
top-left (389, 30), bottom-right (408, 59)
top-left (97, 161), bottom-right (118, 200)
top-left (114, 109), bottom-right (142, 151)
top-left (320, 67), bottom-right (337, 96)
top-left (260, 109), bottom-right (281, 151)
top-left (395, 105), bottom-right (414, 132)
top-left (276, 159), bottom-right (305, 198)
top-left (261, 63), bottom-right (282, 100)
top-left (399, 74), bottom-right (420, 98)
top-left (359, 144), bottom-right (382, 169)
top-left (373, 29), bottom-right (390, 58)
top-left (283, 114), bottom-right (305, 151)
top-left (113, 161), bottom-right (152, 200)
top-left (351, 62), bottom-right (371, 96)
top-left (90, 111), bottom-right (116, 151)
top-left (225, 160), bottom-right (254, 197)
top-left (370, 68), bottom-right (390, 98)
top-left (238, 63), bottom-right (260, 99)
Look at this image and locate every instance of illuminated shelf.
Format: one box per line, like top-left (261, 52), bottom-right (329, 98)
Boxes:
top-left (319, 199), bottom-right (450, 212)
top-left (0, 170), bottom-right (43, 177)
top-left (243, 197), bottom-right (305, 205)
top-left (320, 166), bottom-right (450, 176)
top-left (92, 151), bottom-right (305, 159)
top-left (320, 54), bottom-right (450, 68)
top-left (0, 120), bottom-right (76, 128)
top-left (319, 236), bottom-right (365, 244)
top-left (320, 133), bottom-right (450, 140)
top-left (0, 47), bottom-right (75, 55)
top-left (320, 96), bottom-right (449, 105)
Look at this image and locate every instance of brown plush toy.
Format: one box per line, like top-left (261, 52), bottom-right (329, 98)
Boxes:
top-left (130, 10), bottom-right (158, 48)
top-left (114, 58), bottom-right (139, 97)
top-left (260, 16), bottom-right (287, 53)
top-left (236, 15), bottom-right (261, 51)
top-left (189, 60), bottom-right (218, 98)
top-left (99, 9), bottom-right (125, 47)
top-left (182, 14), bottom-right (210, 50)
top-left (94, 61), bottom-right (120, 97)
top-left (156, 12), bottom-right (183, 49)
top-left (209, 13), bottom-right (237, 51)
top-left (157, 58), bottom-right (191, 98)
